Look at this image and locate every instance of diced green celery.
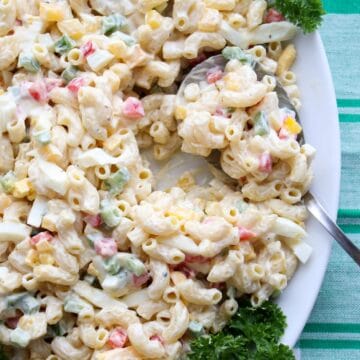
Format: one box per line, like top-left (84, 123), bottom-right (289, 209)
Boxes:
top-left (102, 14), bottom-right (129, 36)
top-left (34, 130), bottom-right (51, 145)
top-left (117, 253), bottom-right (146, 276)
top-left (47, 318), bottom-right (71, 337)
top-left (103, 256), bottom-right (121, 275)
top-left (254, 111), bottom-right (269, 136)
top-left (235, 200), bottom-right (248, 213)
top-left (100, 207), bottom-right (122, 227)
top-left (86, 228), bottom-right (103, 248)
top-left (188, 321), bottom-right (204, 335)
top-left (222, 46), bottom-right (254, 65)
top-left (104, 167), bottom-right (130, 195)
top-left (18, 53), bottom-right (40, 73)
top-left (16, 295), bottom-right (40, 315)
top-left (101, 270), bottom-right (129, 291)
top-left (111, 31), bottom-right (136, 46)
top-left (54, 35), bottom-right (75, 54)
top-left (10, 328), bottom-right (31, 348)
top-left (6, 292), bottom-right (27, 307)
top-left (64, 294), bottom-right (86, 314)
top-left (0, 171), bottom-right (16, 193)
top-left (61, 65), bottom-right (78, 83)
top-left (100, 199), bottom-right (122, 227)
top-left (125, 256), bottom-right (146, 276)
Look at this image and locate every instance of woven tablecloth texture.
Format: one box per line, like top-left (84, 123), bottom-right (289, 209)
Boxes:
top-left (296, 1), bottom-right (360, 358)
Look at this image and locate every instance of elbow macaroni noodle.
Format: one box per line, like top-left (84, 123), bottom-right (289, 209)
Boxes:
top-left (0, 0), bottom-right (315, 358)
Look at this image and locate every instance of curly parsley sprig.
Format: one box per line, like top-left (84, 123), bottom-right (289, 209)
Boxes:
top-left (187, 300), bottom-right (295, 360)
top-left (272, 0), bottom-right (326, 33)
top-left (188, 333), bottom-right (248, 360)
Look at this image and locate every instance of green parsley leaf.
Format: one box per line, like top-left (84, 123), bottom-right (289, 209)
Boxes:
top-left (187, 299), bottom-right (293, 360)
top-left (54, 35), bottom-right (75, 54)
top-left (254, 344), bottom-right (296, 360)
top-left (228, 299), bottom-right (286, 346)
top-left (273, 0), bottom-right (326, 33)
top-left (188, 333), bottom-right (248, 360)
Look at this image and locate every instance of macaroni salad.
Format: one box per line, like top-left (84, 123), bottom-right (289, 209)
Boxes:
top-left (0, 1), bottom-right (315, 359)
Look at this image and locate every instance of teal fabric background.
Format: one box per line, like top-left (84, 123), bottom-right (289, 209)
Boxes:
top-left (297, 1), bottom-right (360, 358)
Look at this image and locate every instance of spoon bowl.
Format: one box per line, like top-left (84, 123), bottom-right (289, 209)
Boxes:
top-left (177, 53), bottom-right (360, 266)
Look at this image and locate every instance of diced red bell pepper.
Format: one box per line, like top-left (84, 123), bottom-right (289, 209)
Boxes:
top-left (133, 272), bottom-right (151, 287)
top-left (214, 106), bottom-right (231, 118)
top-left (94, 238), bottom-right (117, 257)
top-left (258, 152), bottom-right (272, 173)
top-left (206, 67), bottom-right (223, 84)
top-left (215, 106), bottom-right (226, 117)
top-left (84, 214), bottom-right (102, 227)
top-left (5, 316), bottom-right (20, 329)
top-left (278, 127), bottom-right (289, 139)
top-left (108, 328), bottom-right (127, 349)
top-left (185, 254), bottom-right (210, 264)
top-left (278, 127), bottom-right (296, 140)
top-left (67, 77), bottom-right (85, 93)
top-left (150, 334), bottom-right (164, 345)
top-left (28, 81), bottom-right (48, 102)
top-left (80, 41), bottom-right (96, 57)
top-left (173, 263), bottom-right (196, 278)
top-left (265, 8), bottom-right (285, 23)
top-left (122, 97), bottom-right (145, 119)
top-left (238, 226), bottom-right (257, 241)
top-left (30, 231), bottom-right (53, 247)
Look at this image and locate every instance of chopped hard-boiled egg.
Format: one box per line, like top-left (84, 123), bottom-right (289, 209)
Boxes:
top-left (283, 116), bottom-right (302, 135)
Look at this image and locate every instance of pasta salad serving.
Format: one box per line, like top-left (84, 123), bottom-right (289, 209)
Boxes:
top-left (0, 0), bottom-right (325, 359)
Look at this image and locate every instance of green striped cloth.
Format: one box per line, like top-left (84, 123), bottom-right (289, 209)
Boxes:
top-left (296, 1), bottom-right (360, 358)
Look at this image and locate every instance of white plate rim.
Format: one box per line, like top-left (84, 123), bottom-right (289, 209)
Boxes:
top-left (278, 30), bottom-right (341, 347)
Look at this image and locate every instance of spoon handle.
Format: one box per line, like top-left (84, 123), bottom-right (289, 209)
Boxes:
top-left (304, 193), bottom-right (360, 266)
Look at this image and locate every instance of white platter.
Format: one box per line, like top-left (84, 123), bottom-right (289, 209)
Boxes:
top-left (147, 31), bottom-right (341, 348)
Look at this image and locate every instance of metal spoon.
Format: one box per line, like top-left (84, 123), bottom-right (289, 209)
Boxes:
top-left (178, 54), bottom-right (360, 266)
